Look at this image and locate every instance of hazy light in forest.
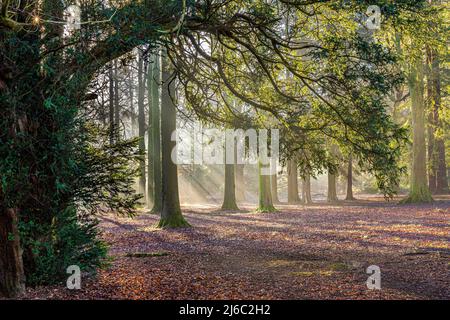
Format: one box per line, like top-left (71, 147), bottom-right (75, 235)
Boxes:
top-left (172, 125), bottom-right (279, 175)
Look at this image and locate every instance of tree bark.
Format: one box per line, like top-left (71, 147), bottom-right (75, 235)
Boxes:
top-left (235, 164), bottom-right (245, 203)
top-left (403, 56), bottom-right (433, 203)
top-left (426, 47), bottom-right (448, 194)
top-left (0, 208), bottom-right (25, 298)
top-left (345, 154), bottom-right (355, 200)
top-left (137, 50), bottom-right (146, 201)
top-left (151, 52), bottom-right (163, 213)
top-left (270, 173), bottom-right (280, 204)
top-left (147, 58), bottom-right (154, 207)
top-left (426, 52), bottom-right (437, 194)
top-left (109, 63), bottom-right (115, 145)
top-left (435, 136), bottom-right (448, 194)
top-left (302, 175), bottom-right (313, 204)
top-left (222, 162), bottom-right (239, 210)
top-left (114, 60), bottom-right (120, 140)
top-left (222, 132), bottom-right (239, 210)
top-left (129, 64), bottom-right (137, 137)
top-left (158, 54), bottom-right (189, 228)
top-left (257, 161), bottom-right (276, 212)
top-left (287, 159), bottom-right (301, 204)
top-left (327, 171), bottom-right (338, 202)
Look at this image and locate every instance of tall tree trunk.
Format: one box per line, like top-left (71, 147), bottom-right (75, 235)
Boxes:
top-left (257, 161), bottom-right (276, 213)
top-left (222, 136), bottom-right (239, 210)
top-left (151, 52), bottom-right (162, 213)
top-left (222, 162), bottom-right (239, 210)
top-left (302, 175), bottom-right (313, 204)
top-left (146, 59), bottom-right (154, 207)
top-left (328, 144), bottom-right (339, 203)
top-left (427, 47), bottom-right (448, 194)
top-left (114, 60), bottom-right (120, 140)
top-left (0, 208), bottom-right (25, 298)
top-left (327, 171), bottom-right (338, 202)
top-left (158, 54), bottom-right (189, 228)
top-left (109, 63), bottom-right (115, 145)
top-left (270, 162), bottom-right (280, 204)
top-left (403, 56), bottom-right (433, 203)
top-left (235, 164), bottom-right (245, 203)
top-left (345, 154), bottom-right (355, 200)
top-left (129, 65), bottom-right (137, 137)
top-left (234, 101), bottom-right (245, 203)
top-left (426, 52), bottom-right (437, 193)
top-left (287, 159), bottom-right (301, 204)
top-left (435, 136), bottom-right (448, 194)
top-left (137, 50), bottom-right (146, 201)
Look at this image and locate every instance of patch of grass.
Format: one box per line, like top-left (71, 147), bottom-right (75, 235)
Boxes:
top-left (290, 270), bottom-right (335, 277)
top-left (328, 262), bottom-right (350, 271)
top-left (267, 259), bottom-right (298, 267)
top-left (126, 251), bottom-right (170, 258)
top-left (290, 271), bottom-right (314, 277)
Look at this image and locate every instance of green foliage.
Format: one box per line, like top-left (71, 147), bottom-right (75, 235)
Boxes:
top-left (1, 9), bottom-right (142, 286)
top-left (72, 124), bottom-right (143, 216)
top-left (19, 206), bottom-right (107, 286)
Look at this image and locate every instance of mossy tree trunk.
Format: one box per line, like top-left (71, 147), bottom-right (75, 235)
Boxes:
top-left (222, 137), bottom-right (239, 210)
top-left (0, 208), bottom-right (25, 298)
top-left (222, 162), bottom-right (239, 210)
top-left (403, 56), bottom-right (433, 203)
top-left (287, 159), bottom-right (301, 204)
top-left (151, 52), bottom-right (163, 213)
top-left (257, 161), bottom-right (276, 213)
top-left (158, 55), bottom-right (189, 228)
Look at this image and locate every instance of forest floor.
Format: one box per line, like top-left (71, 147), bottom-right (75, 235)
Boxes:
top-left (20, 196), bottom-right (450, 300)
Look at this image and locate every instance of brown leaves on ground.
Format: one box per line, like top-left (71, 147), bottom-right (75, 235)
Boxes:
top-left (20, 196), bottom-right (450, 300)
